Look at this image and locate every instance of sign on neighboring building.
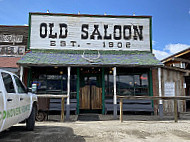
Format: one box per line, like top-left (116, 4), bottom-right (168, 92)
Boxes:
top-left (30, 13), bottom-right (151, 51)
top-left (164, 82), bottom-right (175, 97)
top-left (0, 34), bottom-right (23, 43)
top-left (0, 26), bottom-right (28, 57)
top-left (0, 45), bottom-right (25, 56)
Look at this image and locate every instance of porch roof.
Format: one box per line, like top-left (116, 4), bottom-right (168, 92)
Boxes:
top-left (17, 49), bottom-right (163, 67)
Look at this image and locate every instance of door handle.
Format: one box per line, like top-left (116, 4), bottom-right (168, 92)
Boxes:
top-left (7, 98), bottom-right (13, 102)
top-left (20, 98), bottom-right (24, 101)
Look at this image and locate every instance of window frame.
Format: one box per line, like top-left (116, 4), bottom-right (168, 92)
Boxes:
top-left (1, 72), bottom-right (16, 94)
top-left (13, 75), bottom-right (27, 94)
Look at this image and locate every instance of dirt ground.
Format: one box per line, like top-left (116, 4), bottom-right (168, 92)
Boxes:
top-left (1, 115), bottom-right (190, 142)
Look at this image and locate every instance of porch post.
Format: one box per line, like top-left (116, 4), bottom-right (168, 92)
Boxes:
top-left (66, 66), bottom-right (71, 120)
top-left (20, 66), bottom-right (24, 81)
top-left (76, 68), bottom-right (80, 114)
top-left (113, 67), bottom-right (117, 119)
top-left (158, 67), bottom-right (163, 117)
top-left (102, 67), bottom-right (105, 114)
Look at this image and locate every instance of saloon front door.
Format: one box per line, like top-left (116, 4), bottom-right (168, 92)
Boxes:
top-left (79, 69), bottom-right (102, 110)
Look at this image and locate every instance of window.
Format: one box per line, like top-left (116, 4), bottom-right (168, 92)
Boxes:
top-left (104, 67), bottom-right (150, 98)
top-left (31, 67), bottom-right (68, 94)
top-left (117, 73), bottom-right (149, 96)
top-left (70, 74), bottom-right (77, 99)
top-left (14, 76), bottom-right (27, 93)
top-left (1, 72), bottom-right (15, 93)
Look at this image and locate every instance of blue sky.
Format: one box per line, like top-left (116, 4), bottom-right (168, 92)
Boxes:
top-left (0, 0), bottom-right (190, 60)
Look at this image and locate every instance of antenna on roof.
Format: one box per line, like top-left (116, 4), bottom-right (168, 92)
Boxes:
top-left (47, 10), bottom-right (50, 13)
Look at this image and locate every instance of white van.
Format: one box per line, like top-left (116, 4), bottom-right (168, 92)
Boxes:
top-left (0, 69), bottom-right (37, 132)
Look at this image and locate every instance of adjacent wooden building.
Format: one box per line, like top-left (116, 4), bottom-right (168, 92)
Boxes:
top-left (161, 48), bottom-right (190, 114)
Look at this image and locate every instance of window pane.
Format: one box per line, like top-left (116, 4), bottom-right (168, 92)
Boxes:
top-left (105, 74), bottom-right (114, 99)
top-left (140, 74), bottom-right (148, 87)
top-left (134, 75), bottom-right (140, 87)
top-left (70, 75), bottom-right (77, 93)
top-left (14, 76), bottom-right (27, 93)
top-left (47, 80), bottom-right (62, 93)
top-left (1, 72), bottom-right (15, 93)
top-left (117, 75), bottom-right (134, 95)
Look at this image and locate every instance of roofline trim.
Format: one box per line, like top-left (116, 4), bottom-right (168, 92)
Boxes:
top-left (161, 47), bottom-right (190, 63)
top-left (29, 12), bottom-right (152, 19)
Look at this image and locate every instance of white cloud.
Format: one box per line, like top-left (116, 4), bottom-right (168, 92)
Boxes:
top-left (153, 43), bottom-right (190, 60)
top-left (153, 49), bottom-right (170, 60)
top-left (164, 43), bottom-right (189, 54)
top-left (189, 9), bottom-right (190, 15)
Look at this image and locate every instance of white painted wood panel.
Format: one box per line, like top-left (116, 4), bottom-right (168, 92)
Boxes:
top-left (30, 14), bottom-right (151, 51)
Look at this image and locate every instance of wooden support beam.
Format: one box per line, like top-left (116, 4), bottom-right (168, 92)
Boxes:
top-left (120, 99), bottom-right (123, 123)
top-left (66, 67), bottom-right (71, 120)
top-left (172, 57), bottom-right (190, 64)
top-left (67, 67), bottom-right (71, 105)
top-left (158, 68), bottom-right (162, 104)
top-left (117, 95), bottom-right (190, 100)
top-left (174, 99), bottom-right (178, 123)
top-left (37, 94), bottom-right (67, 98)
top-left (61, 97), bottom-right (65, 122)
top-left (113, 67), bottom-right (117, 119)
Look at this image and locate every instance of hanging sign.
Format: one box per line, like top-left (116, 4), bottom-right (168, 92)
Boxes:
top-left (164, 82), bottom-right (175, 97)
top-left (30, 13), bottom-right (151, 51)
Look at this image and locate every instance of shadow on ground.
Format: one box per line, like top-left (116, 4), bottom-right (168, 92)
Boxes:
top-left (0, 125), bottom-right (85, 142)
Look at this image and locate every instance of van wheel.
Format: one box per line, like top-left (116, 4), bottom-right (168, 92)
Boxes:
top-left (26, 105), bottom-right (36, 131)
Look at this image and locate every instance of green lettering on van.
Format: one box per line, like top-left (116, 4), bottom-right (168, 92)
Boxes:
top-left (0, 111), bottom-right (2, 121)
top-left (16, 107), bottom-right (21, 115)
top-left (7, 109), bottom-right (11, 118)
top-left (2, 104), bottom-right (30, 120)
top-left (3, 111), bottom-right (6, 120)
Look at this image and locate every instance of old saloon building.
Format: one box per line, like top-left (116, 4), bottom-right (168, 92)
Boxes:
top-left (17, 13), bottom-right (163, 120)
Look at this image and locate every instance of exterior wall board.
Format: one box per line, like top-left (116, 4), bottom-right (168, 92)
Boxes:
top-left (152, 68), bottom-right (159, 114)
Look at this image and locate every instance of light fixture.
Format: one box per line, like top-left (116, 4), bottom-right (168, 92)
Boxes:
top-left (54, 66), bottom-right (58, 69)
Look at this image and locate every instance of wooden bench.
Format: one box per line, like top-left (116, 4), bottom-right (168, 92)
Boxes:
top-left (105, 99), bottom-right (154, 114)
top-left (49, 98), bottom-right (77, 114)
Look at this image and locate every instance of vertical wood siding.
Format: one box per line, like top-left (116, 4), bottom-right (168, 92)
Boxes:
top-left (161, 68), bottom-right (185, 114)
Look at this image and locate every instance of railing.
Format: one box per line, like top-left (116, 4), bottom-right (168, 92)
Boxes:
top-left (117, 96), bottom-right (190, 123)
top-left (37, 94), bottom-right (68, 122)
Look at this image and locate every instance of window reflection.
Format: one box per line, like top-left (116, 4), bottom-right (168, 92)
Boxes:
top-left (105, 68), bottom-right (149, 98)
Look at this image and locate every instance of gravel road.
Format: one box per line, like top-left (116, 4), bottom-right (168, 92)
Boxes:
top-left (1, 116), bottom-right (190, 142)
